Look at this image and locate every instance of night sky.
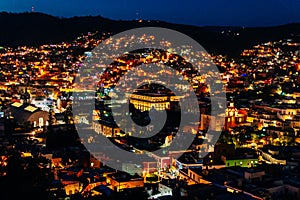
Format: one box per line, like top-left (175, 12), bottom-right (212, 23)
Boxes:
top-left (1, 0), bottom-right (300, 27)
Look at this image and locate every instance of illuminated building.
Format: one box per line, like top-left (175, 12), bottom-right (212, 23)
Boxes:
top-left (224, 100), bottom-right (247, 129)
top-left (148, 183), bottom-right (173, 199)
top-left (144, 173), bottom-right (160, 184)
top-left (257, 148), bottom-right (286, 165)
top-left (63, 181), bottom-right (83, 196)
top-left (92, 120), bottom-right (120, 137)
top-left (148, 153), bottom-right (172, 172)
top-left (200, 101), bottom-right (247, 131)
top-left (6, 102), bottom-right (49, 129)
top-left (174, 152), bottom-right (203, 169)
top-left (200, 114), bottom-right (223, 131)
top-left (187, 168), bottom-right (212, 184)
top-left (106, 171), bottom-right (144, 192)
top-left (129, 93), bottom-right (182, 112)
top-left (225, 158), bottom-right (258, 168)
top-left (143, 161), bottom-right (158, 174)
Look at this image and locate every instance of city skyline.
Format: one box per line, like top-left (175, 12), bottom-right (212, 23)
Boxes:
top-left (1, 2), bottom-right (300, 199)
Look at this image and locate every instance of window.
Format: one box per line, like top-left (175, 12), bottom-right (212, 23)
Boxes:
top-left (39, 117), bottom-right (44, 127)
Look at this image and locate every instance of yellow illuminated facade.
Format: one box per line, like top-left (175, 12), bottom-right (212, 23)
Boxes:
top-left (129, 94), bottom-right (182, 112)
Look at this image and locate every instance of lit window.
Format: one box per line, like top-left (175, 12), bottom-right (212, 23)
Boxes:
top-left (39, 117), bottom-right (43, 127)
